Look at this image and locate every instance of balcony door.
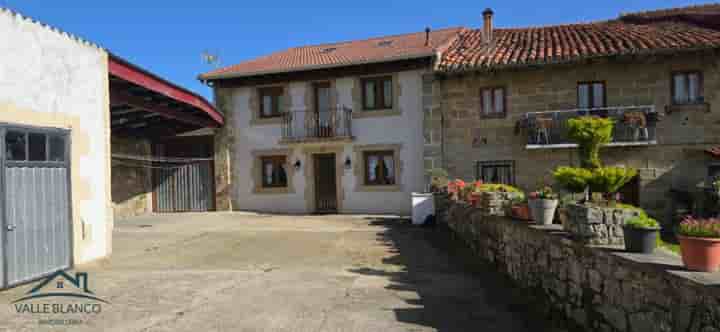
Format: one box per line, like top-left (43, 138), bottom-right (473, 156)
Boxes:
top-left (314, 82), bottom-right (332, 137)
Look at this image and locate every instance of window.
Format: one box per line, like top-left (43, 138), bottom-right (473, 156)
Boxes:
top-left (260, 156), bottom-right (288, 188)
top-left (49, 135), bottom-right (66, 162)
top-left (672, 71), bottom-right (703, 105)
top-left (362, 76), bottom-right (393, 110)
top-left (577, 82), bottom-right (606, 109)
top-left (476, 160), bottom-right (515, 185)
top-left (6, 131), bottom-right (26, 161)
top-left (259, 87), bottom-right (285, 118)
top-left (28, 133), bottom-right (46, 161)
top-left (5, 129), bottom-right (67, 163)
top-left (364, 151), bottom-right (395, 185)
top-left (479, 87), bottom-right (506, 117)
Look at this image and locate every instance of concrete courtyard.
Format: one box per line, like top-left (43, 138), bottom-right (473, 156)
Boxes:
top-left (0, 213), bottom-right (559, 331)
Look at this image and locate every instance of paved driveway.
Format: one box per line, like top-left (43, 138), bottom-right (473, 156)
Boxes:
top-left (0, 213), bottom-right (557, 331)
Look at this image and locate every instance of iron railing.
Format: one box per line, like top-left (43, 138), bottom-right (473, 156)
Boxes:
top-left (524, 105), bottom-right (658, 146)
top-left (281, 107), bottom-right (353, 142)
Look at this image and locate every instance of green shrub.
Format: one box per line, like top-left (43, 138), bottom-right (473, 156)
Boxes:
top-left (553, 167), bottom-right (592, 193)
top-left (588, 167), bottom-right (637, 194)
top-left (476, 183), bottom-right (522, 193)
top-left (625, 215), bottom-right (660, 229)
top-left (427, 168), bottom-right (449, 189)
top-left (567, 116), bottom-right (614, 169)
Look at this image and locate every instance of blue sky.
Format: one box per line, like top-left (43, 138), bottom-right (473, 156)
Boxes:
top-left (3, 0), bottom-right (704, 100)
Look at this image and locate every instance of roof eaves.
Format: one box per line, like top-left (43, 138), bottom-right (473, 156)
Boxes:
top-left (199, 52), bottom-right (436, 81)
top-left (438, 44), bottom-right (720, 75)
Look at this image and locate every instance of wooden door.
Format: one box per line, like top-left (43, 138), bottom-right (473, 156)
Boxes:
top-left (314, 153), bottom-right (337, 213)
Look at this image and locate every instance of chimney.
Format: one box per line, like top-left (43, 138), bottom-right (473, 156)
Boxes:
top-left (482, 8), bottom-right (494, 43)
top-left (425, 27), bottom-right (431, 46)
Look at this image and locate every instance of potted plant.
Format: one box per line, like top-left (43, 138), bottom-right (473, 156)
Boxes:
top-left (587, 167), bottom-right (637, 205)
top-left (677, 216), bottom-right (720, 272)
top-left (461, 184), bottom-right (477, 206)
top-left (447, 179), bottom-right (466, 201)
top-left (427, 168), bottom-right (449, 193)
top-left (467, 181), bottom-right (484, 206)
top-left (528, 186), bottom-right (559, 225)
top-left (553, 166), bottom-right (592, 201)
top-left (623, 215), bottom-right (660, 253)
top-left (511, 196), bottom-right (532, 221)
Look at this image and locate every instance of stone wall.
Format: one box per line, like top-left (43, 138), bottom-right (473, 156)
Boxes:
top-left (111, 135), bottom-right (152, 219)
top-left (213, 87), bottom-right (236, 211)
top-left (440, 198), bottom-right (720, 332)
top-left (566, 204), bottom-right (643, 245)
top-left (430, 51), bottom-right (720, 221)
top-left (477, 191), bottom-right (522, 217)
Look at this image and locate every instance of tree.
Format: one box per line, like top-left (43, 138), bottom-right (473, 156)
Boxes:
top-left (566, 116), bottom-right (614, 169)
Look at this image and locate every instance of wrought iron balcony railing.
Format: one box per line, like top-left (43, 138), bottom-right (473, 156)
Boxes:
top-left (523, 105), bottom-right (659, 148)
top-left (280, 106), bottom-right (353, 143)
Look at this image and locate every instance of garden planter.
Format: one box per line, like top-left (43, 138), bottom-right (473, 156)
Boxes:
top-left (622, 226), bottom-right (659, 253)
top-left (529, 199), bottom-right (558, 225)
top-left (511, 204), bottom-right (532, 221)
top-left (678, 235), bottom-right (720, 272)
top-left (468, 192), bottom-right (482, 207)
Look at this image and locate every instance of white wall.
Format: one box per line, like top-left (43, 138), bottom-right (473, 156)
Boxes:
top-left (0, 9), bottom-right (111, 263)
top-left (229, 70), bottom-right (427, 215)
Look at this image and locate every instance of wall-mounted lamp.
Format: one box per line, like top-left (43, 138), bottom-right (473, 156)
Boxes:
top-left (294, 160), bottom-right (302, 170)
top-left (344, 157), bottom-right (352, 170)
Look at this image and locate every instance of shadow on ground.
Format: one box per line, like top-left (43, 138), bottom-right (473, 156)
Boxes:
top-left (349, 217), bottom-right (566, 332)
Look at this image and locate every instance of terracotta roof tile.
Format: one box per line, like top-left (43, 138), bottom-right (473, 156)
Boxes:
top-left (200, 27), bottom-right (464, 80)
top-left (439, 4), bottom-right (720, 73)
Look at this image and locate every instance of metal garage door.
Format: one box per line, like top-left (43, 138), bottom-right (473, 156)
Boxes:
top-left (0, 126), bottom-right (72, 288)
top-left (154, 161), bottom-right (213, 212)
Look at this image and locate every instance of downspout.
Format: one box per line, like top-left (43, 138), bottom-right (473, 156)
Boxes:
top-left (440, 80), bottom-right (445, 170)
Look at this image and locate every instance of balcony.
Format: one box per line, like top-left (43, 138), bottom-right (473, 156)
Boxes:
top-left (280, 107), bottom-right (353, 144)
top-left (524, 105), bottom-right (659, 149)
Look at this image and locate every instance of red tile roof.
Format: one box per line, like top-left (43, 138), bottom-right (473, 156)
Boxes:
top-left (200, 27), bottom-right (463, 80)
top-left (438, 5), bottom-right (720, 73)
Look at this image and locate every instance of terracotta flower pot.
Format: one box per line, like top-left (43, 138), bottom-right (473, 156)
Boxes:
top-left (511, 204), bottom-right (531, 221)
top-left (678, 235), bottom-right (720, 272)
top-left (468, 192), bottom-right (482, 207)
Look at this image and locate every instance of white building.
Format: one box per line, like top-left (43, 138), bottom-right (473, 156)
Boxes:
top-left (202, 28), bottom-right (462, 215)
top-left (0, 7), bottom-right (223, 288)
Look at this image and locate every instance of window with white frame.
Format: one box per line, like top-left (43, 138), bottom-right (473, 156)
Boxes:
top-left (577, 82), bottom-right (606, 109)
top-left (479, 87), bottom-right (506, 117)
top-left (672, 71), bottom-right (703, 105)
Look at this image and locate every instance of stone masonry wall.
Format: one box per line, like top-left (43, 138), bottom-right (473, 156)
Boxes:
top-left (566, 204), bottom-right (643, 245)
top-left (440, 198), bottom-right (720, 332)
top-left (213, 87), bottom-right (236, 211)
top-left (111, 135), bottom-right (152, 219)
top-left (431, 51), bottom-right (720, 221)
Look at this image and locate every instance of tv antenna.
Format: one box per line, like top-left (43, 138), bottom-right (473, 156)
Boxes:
top-left (201, 50), bottom-right (221, 68)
